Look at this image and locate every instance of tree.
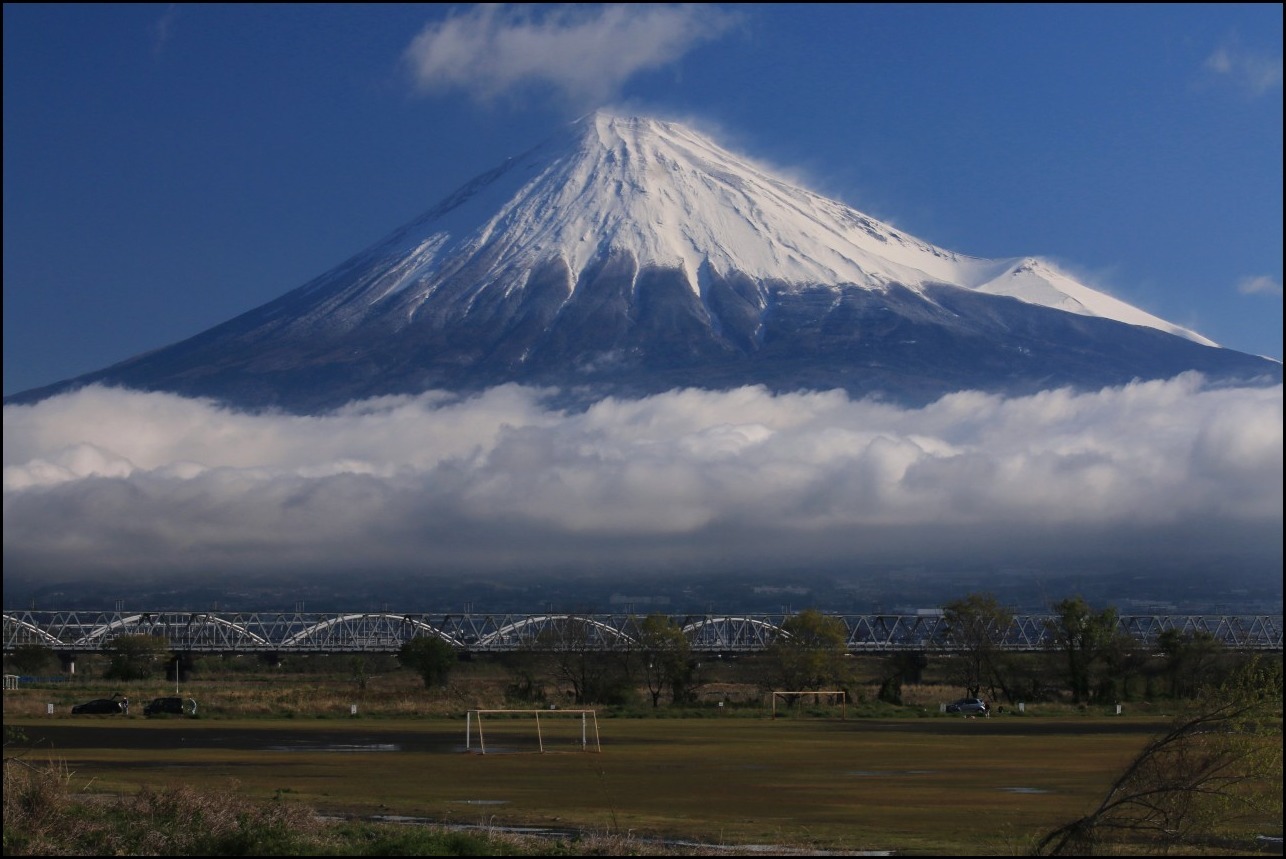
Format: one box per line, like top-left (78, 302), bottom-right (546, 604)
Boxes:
top-left (1046, 597), bottom-right (1125, 704)
top-left (1157, 628), bottom-right (1222, 699)
top-left (104, 634), bottom-right (169, 681)
top-left (6, 644), bottom-right (54, 676)
top-left (1032, 657), bottom-right (1283, 855)
top-left (766, 609), bottom-right (851, 694)
top-left (538, 616), bottom-right (632, 705)
top-left (878, 651), bottom-right (928, 705)
top-left (636, 615), bottom-right (695, 708)
top-left (942, 593), bottom-right (1013, 701)
top-left (397, 635), bottom-right (457, 689)
top-left (349, 653), bottom-right (397, 692)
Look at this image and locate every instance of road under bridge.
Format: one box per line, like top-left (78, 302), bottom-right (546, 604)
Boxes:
top-left (4, 610), bottom-right (1281, 659)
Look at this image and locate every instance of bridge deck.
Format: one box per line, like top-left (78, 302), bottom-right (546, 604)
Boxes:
top-left (4, 611), bottom-right (1282, 654)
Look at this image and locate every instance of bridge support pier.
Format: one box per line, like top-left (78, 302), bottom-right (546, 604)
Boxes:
top-left (57, 652), bottom-right (76, 676)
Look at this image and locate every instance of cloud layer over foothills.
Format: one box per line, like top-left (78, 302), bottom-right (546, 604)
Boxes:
top-left (4, 7), bottom-right (1281, 601)
top-left (4, 378), bottom-right (1280, 582)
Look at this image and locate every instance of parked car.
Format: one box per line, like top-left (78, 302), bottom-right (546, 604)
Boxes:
top-left (71, 697), bottom-right (126, 715)
top-left (143, 696), bottom-right (197, 717)
top-left (945, 697), bottom-right (990, 716)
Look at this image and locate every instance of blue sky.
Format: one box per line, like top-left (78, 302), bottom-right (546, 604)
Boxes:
top-left (3, 4), bottom-right (1281, 397)
top-left (3, 5), bottom-right (1281, 597)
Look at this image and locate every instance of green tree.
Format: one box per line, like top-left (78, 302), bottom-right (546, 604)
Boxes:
top-left (766, 609), bottom-right (851, 694)
top-left (943, 593), bottom-right (1013, 701)
top-left (636, 614), bottom-right (695, 708)
top-left (104, 634), bottom-right (169, 681)
top-left (1157, 628), bottom-right (1222, 699)
top-left (1046, 596), bottom-right (1125, 703)
top-left (397, 635), bottom-right (457, 689)
top-left (1033, 657), bottom-right (1283, 855)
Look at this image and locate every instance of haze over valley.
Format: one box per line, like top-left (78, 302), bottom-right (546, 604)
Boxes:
top-left (4, 7), bottom-right (1280, 613)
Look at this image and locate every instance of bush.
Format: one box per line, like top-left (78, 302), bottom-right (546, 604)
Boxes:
top-left (104, 634), bottom-right (170, 681)
top-left (2, 753), bottom-right (712, 855)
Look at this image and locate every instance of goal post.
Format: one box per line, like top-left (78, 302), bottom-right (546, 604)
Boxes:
top-left (770, 690), bottom-right (847, 719)
top-left (465, 709), bottom-right (601, 754)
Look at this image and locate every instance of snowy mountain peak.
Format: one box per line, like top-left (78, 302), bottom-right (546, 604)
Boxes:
top-left (11, 111), bottom-right (1274, 415)
top-left (363, 112), bottom-right (1213, 345)
top-left (411, 109), bottom-right (959, 296)
top-left (970, 257), bottom-right (1216, 346)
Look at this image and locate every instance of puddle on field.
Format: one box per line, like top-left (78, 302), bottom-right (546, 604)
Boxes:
top-left (362, 814), bottom-right (892, 855)
top-left (264, 743), bottom-right (401, 752)
top-left (447, 800), bottom-right (510, 806)
top-left (1000, 787), bottom-right (1049, 794)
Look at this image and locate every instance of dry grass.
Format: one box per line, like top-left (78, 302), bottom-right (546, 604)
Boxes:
top-left (3, 752), bottom-right (322, 855)
top-left (5, 712), bottom-right (1175, 855)
top-left (3, 657), bottom-right (1258, 854)
top-left (3, 665), bottom-right (1161, 723)
top-left (2, 751), bottom-right (74, 854)
top-left (2, 752), bottom-right (731, 856)
top-left (2, 669), bottom-right (507, 720)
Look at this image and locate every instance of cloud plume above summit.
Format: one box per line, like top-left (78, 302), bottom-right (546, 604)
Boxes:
top-left (403, 4), bottom-right (739, 105)
top-left (4, 377), bottom-right (1281, 583)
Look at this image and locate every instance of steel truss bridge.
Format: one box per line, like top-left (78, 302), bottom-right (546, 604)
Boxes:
top-left (3, 610), bottom-right (1281, 656)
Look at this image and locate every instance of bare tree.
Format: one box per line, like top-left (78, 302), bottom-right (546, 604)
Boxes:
top-left (1032, 657), bottom-right (1283, 855)
top-left (539, 616), bottom-right (631, 705)
top-left (943, 593), bottom-right (1013, 701)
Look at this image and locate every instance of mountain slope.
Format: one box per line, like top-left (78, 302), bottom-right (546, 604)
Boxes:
top-left (7, 112), bottom-right (1278, 412)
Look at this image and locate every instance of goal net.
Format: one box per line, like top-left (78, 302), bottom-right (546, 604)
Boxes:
top-left (770, 690), bottom-right (847, 719)
top-left (465, 709), bottom-right (601, 754)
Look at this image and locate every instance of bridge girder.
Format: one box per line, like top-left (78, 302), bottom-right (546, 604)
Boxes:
top-left (3, 611), bottom-right (1281, 655)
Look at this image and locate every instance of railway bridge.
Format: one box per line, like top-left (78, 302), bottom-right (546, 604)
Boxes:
top-left (4, 610), bottom-right (1281, 662)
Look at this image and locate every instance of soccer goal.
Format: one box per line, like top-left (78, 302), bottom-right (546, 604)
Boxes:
top-left (465, 709), bottom-right (601, 754)
top-left (770, 690), bottom-right (847, 719)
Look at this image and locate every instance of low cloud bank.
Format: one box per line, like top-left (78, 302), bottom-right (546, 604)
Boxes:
top-left (3, 375), bottom-right (1282, 580)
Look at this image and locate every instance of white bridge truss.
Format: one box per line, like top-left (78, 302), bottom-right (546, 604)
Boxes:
top-left (3, 610), bottom-right (1281, 655)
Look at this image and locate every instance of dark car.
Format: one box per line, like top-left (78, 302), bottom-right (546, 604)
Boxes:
top-left (143, 696), bottom-right (197, 717)
top-left (71, 697), bottom-right (126, 715)
top-left (945, 697), bottom-right (990, 716)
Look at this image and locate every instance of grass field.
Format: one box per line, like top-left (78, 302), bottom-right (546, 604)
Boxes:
top-left (4, 661), bottom-right (1280, 854)
top-left (6, 713), bottom-right (1176, 854)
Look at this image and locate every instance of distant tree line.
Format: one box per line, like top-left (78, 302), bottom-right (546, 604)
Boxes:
top-left (3, 593), bottom-right (1272, 710)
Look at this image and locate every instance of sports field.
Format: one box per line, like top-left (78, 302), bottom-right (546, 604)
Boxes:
top-left (8, 714), bottom-right (1173, 854)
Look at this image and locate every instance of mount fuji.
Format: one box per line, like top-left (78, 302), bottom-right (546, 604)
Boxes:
top-left (8, 112), bottom-right (1280, 412)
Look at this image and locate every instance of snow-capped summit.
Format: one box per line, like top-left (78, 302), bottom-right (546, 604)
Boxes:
top-left (331, 112), bottom-right (1211, 344)
top-left (5, 112), bottom-right (1276, 413)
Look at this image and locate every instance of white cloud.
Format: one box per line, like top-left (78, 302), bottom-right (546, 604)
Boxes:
top-left (1203, 39), bottom-right (1283, 97)
top-left (1237, 274), bottom-right (1284, 297)
top-left (403, 4), bottom-right (739, 105)
top-left (151, 4), bottom-right (179, 57)
top-left (3, 378), bottom-right (1281, 581)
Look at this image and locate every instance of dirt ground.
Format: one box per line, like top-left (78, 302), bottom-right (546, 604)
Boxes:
top-left (15, 715), bottom-right (1166, 755)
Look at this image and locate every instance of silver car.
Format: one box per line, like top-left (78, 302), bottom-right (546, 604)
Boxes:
top-left (945, 697), bottom-right (990, 715)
